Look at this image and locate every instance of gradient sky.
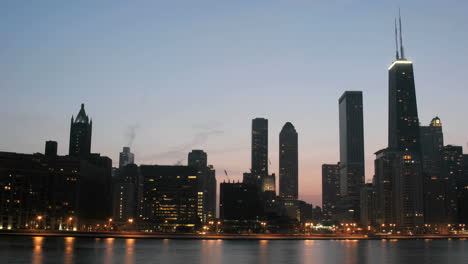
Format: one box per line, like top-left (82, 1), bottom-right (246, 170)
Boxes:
top-left (1, 0), bottom-right (468, 206)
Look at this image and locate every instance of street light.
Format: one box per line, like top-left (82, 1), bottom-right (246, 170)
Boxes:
top-left (36, 216), bottom-right (43, 229)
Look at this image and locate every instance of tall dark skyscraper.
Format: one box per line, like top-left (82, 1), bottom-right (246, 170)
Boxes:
top-left (386, 15), bottom-right (424, 229)
top-left (322, 163), bottom-right (340, 220)
top-left (388, 18), bottom-right (421, 155)
top-left (119, 147), bottom-right (135, 169)
top-left (338, 91), bottom-right (364, 220)
top-left (373, 148), bottom-right (397, 225)
top-left (420, 117), bottom-right (444, 175)
top-left (279, 122), bottom-right (298, 200)
top-left (188, 150), bottom-right (216, 222)
top-left (459, 155), bottom-right (468, 223)
top-left (251, 118), bottom-right (268, 187)
top-left (388, 59), bottom-right (421, 154)
top-left (69, 104), bottom-right (92, 157)
top-left (440, 145), bottom-right (464, 222)
top-left (420, 117), bottom-right (446, 224)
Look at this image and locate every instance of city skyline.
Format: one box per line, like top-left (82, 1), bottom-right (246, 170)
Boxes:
top-left (2, 1), bottom-right (468, 206)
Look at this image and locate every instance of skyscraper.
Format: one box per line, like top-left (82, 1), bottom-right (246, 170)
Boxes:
top-left (388, 15), bottom-right (421, 154)
top-left (386, 15), bottom-right (424, 229)
top-left (251, 118), bottom-right (268, 187)
top-left (140, 165), bottom-right (200, 231)
top-left (373, 148), bottom-right (396, 225)
top-left (322, 163), bottom-right (340, 220)
top-left (420, 117), bottom-right (444, 175)
top-left (420, 117), bottom-right (446, 224)
top-left (459, 155), bottom-right (468, 223)
top-left (112, 164), bottom-right (140, 222)
top-left (440, 145), bottom-right (464, 222)
top-left (279, 122), bottom-right (298, 200)
top-left (119, 147), bottom-right (135, 169)
top-left (69, 104), bottom-right (92, 157)
top-left (338, 91), bottom-right (365, 220)
top-left (188, 150), bottom-right (216, 222)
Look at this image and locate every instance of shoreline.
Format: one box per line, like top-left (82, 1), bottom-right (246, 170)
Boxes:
top-left (1, 231), bottom-right (467, 240)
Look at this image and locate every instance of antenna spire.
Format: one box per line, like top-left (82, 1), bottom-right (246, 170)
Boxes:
top-left (398, 8), bottom-right (405, 59)
top-left (395, 18), bottom-right (400, 60)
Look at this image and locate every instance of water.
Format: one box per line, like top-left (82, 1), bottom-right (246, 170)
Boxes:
top-left (1, 236), bottom-right (467, 264)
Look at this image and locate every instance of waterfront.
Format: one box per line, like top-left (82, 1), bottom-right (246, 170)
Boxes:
top-left (1, 236), bottom-right (468, 264)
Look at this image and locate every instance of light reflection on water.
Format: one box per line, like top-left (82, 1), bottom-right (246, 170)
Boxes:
top-left (0, 236), bottom-right (467, 264)
top-left (125, 238), bottom-right (135, 264)
top-left (103, 238), bottom-right (114, 264)
top-left (32, 237), bottom-right (44, 264)
top-left (64, 237), bottom-right (74, 264)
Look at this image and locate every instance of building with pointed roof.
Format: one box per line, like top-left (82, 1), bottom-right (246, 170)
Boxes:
top-left (69, 104), bottom-right (92, 157)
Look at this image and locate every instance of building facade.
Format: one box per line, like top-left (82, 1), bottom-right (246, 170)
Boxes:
top-left (0, 142), bottom-right (112, 230)
top-left (219, 182), bottom-right (262, 221)
top-left (69, 104), bottom-right (92, 158)
top-left (119, 147), bottom-right (135, 169)
top-left (279, 122), bottom-right (298, 200)
top-left (251, 118), bottom-right (268, 187)
top-left (338, 91), bottom-right (365, 221)
top-left (385, 22), bottom-right (424, 229)
top-left (112, 164), bottom-right (140, 222)
top-left (188, 150), bottom-right (216, 223)
top-left (420, 117), bottom-right (447, 224)
top-left (322, 163), bottom-right (340, 220)
top-left (140, 165), bottom-right (200, 231)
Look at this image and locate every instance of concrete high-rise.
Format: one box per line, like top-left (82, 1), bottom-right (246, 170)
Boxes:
top-left (69, 104), bottom-right (92, 157)
top-left (279, 122), bottom-right (298, 200)
top-left (251, 118), bottom-right (268, 187)
top-left (119, 147), bottom-right (135, 169)
top-left (338, 91), bottom-right (365, 220)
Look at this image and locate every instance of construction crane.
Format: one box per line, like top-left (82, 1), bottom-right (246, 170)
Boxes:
top-left (224, 169), bottom-right (231, 182)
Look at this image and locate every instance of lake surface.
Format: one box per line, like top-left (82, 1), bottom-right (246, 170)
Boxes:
top-left (1, 236), bottom-right (467, 264)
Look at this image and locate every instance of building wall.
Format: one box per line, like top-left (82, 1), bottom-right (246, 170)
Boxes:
top-left (279, 122), bottom-right (298, 200)
top-left (322, 163), bottom-right (340, 220)
top-left (140, 165), bottom-right (199, 231)
top-left (338, 91), bottom-right (364, 221)
top-left (0, 151), bottom-right (112, 230)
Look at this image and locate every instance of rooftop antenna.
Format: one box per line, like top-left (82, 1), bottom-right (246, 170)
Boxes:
top-left (399, 8), bottom-right (405, 60)
top-left (394, 18), bottom-right (400, 60)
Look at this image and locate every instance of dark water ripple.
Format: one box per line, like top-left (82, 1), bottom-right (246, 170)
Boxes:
top-left (0, 236), bottom-right (467, 264)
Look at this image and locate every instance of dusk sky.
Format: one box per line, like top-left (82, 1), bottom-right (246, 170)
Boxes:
top-left (1, 0), bottom-right (467, 205)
